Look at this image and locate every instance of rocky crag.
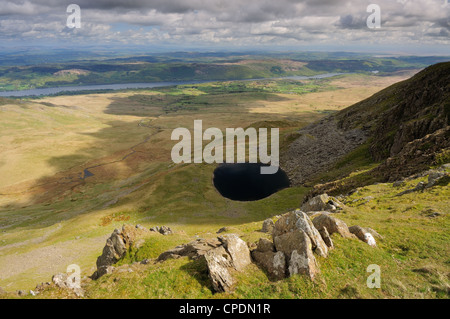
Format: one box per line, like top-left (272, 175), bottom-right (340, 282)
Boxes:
top-left (282, 62), bottom-right (450, 190)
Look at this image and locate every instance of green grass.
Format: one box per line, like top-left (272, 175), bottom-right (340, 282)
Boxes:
top-left (25, 169), bottom-right (448, 299)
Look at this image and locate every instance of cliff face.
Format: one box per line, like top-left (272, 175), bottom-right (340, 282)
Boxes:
top-left (282, 62), bottom-right (450, 186)
top-left (336, 62), bottom-right (449, 161)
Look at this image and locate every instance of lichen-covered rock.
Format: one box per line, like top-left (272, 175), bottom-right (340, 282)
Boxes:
top-left (273, 229), bottom-right (311, 261)
top-left (52, 273), bottom-right (84, 297)
top-left (219, 234), bottom-right (251, 271)
top-left (95, 265), bottom-right (115, 278)
top-left (256, 238), bottom-right (275, 253)
top-left (157, 238), bottom-right (222, 261)
top-left (93, 224), bottom-right (151, 279)
top-left (273, 211), bottom-right (328, 257)
top-left (52, 273), bottom-right (68, 288)
top-left (312, 213), bottom-right (353, 238)
top-left (121, 224), bottom-right (150, 243)
top-left (203, 246), bottom-right (234, 293)
top-left (305, 211), bottom-right (330, 219)
top-left (300, 194), bottom-right (330, 212)
top-left (251, 250), bottom-right (286, 280)
top-left (288, 248), bottom-right (320, 280)
top-left (158, 234), bottom-right (250, 293)
top-left (95, 229), bottom-right (126, 278)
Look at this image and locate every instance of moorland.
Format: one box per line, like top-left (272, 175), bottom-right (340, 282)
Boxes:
top-left (0, 52), bottom-right (448, 299)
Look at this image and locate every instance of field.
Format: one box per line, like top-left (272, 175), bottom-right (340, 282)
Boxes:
top-left (2, 69), bottom-right (448, 299)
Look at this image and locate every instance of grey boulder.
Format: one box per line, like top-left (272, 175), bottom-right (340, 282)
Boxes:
top-left (273, 211), bottom-right (328, 257)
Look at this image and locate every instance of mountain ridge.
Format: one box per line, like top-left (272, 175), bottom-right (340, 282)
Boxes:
top-left (281, 62), bottom-right (450, 194)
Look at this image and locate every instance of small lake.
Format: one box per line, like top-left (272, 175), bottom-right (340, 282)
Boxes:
top-left (213, 163), bottom-right (290, 201)
top-left (0, 73), bottom-right (343, 97)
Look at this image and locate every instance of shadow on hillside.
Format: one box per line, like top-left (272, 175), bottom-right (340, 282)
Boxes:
top-left (0, 89), bottom-right (299, 231)
top-left (179, 257), bottom-right (215, 294)
top-left (103, 89), bottom-right (291, 117)
top-left (0, 118), bottom-right (160, 230)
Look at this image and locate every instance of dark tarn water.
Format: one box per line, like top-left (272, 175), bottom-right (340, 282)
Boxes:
top-left (213, 163), bottom-right (290, 201)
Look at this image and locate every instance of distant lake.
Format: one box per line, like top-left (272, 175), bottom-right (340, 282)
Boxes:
top-left (0, 73), bottom-right (343, 97)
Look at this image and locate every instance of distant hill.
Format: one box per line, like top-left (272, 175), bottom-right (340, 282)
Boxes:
top-left (53, 69), bottom-right (90, 76)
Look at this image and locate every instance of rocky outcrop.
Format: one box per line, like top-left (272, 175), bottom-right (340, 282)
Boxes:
top-left (217, 227), bottom-right (229, 234)
top-left (337, 63), bottom-right (449, 162)
top-left (395, 168), bottom-right (449, 196)
top-left (203, 234), bottom-right (251, 293)
top-left (150, 225), bottom-right (173, 235)
top-left (300, 193), bottom-right (343, 212)
top-left (250, 211), bottom-right (325, 282)
top-left (219, 234), bottom-right (252, 271)
top-left (252, 211), bottom-right (380, 282)
top-left (318, 227), bottom-right (333, 249)
top-left (312, 213), bottom-right (353, 238)
top-left (255, 238), bottom-right (275, 252)
top-left (93, 229), bottom-right (126, 279)
top-left (83, 212), bottom-right (381, 296)
top-left (251, 238), bottom-right (285, 280)
top-left (261, 218), bottom-right (275, 233)
top-left (157, 233), bottom-right (251, 293)
top-left (396, 181), bottom-right (426, 196)
top-left (272, 210), bottom-right (328, 257)
top-left (157, 238), bottom-right (222, 261)
top-left (288, 245), bottom-right (320, 280)
top-left (93, 224), bottom-right (150, 279)
top-left (348, 226), bottom-right (380, 247)
top-left (376, 126), bottom-right (450, 182)
top-left (52, 273), bottom-right (84, 297)
top-left (204, 246), bottom-right (235, 293)
top-left (426, 170), bottom-right (449, 188)
top-left (251, 250), bottom-right (286, 281)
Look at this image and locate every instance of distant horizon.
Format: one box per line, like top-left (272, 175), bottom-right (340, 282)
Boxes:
top-left (1, 44), bottom-right (450, 58)
top-left (0, 0), bottom-right (448, 57)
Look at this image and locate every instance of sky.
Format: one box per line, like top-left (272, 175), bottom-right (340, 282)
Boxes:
top-left (0, 0), bottom-right (449, 54)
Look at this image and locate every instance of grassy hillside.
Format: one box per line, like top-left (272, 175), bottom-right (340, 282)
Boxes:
top-left (26, 168), bottom-right (449, 299)
top-left (1, 68), bottom-right (447, 299)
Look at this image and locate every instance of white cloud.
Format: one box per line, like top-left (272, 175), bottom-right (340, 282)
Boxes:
top-left (0, 0), bottom-right (447, 49)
